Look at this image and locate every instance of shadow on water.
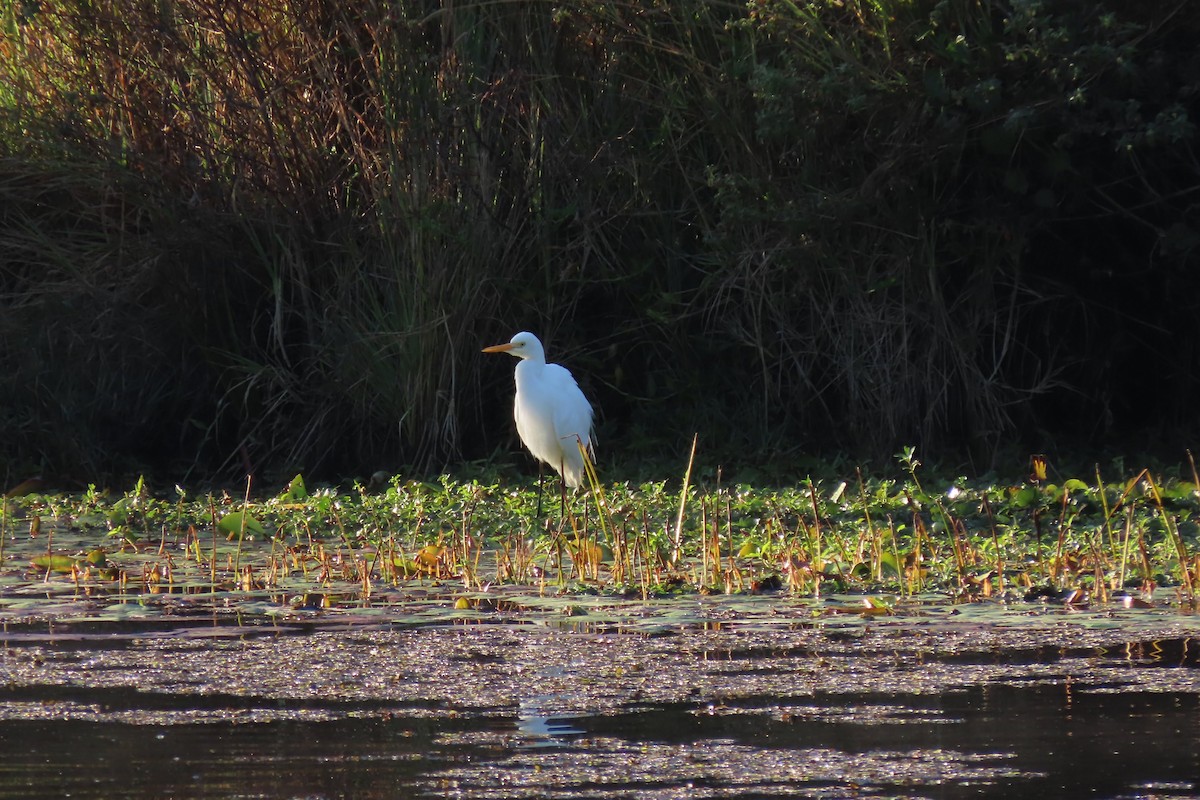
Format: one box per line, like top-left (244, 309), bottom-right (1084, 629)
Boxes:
top-left (0, 716), bottom-right (465, 799)
top-left (0, 682), bottom-right (1196, 799)
top-left (0, 629), bottom-right (1197, 798)
top-left (569, 683), bottom-right (1200, 799)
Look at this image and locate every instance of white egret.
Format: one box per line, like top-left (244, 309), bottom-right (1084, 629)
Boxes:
top-left (482, 331), bottom-right (595, 489)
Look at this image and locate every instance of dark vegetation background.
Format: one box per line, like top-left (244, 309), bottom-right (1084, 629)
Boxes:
top-left (0, 0), bottom-right (1197, 484)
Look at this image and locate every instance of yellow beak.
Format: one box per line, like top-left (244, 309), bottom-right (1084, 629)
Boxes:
top-left (482, 342), bottom-right (515, 353)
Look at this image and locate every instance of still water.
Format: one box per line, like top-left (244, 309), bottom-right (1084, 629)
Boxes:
top-left (0, 618), bottom-right (1196, 799)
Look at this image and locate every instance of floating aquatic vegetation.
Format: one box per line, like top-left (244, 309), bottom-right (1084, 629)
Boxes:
top-left (0, 453), bottom-right (1197, 628)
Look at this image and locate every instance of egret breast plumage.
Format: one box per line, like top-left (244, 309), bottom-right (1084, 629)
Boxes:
top-left (482, 331), bottom-right (595, 488)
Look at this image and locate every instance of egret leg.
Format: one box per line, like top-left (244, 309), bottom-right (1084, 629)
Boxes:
top-left (559, 474), bottom-right (568, 519)
top-left (558, 458), bottom-right (569, 519)
top-left (535, 463), bottom-right (544, 519)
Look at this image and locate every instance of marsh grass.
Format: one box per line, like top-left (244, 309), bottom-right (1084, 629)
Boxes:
top-left (6, 451), bottom-right (1200, 617)
top-left (3, 2), bottom-right (1198, 481)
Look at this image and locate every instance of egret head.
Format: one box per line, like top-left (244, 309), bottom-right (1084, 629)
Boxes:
top-left (482, 331), bottom-right (544, 361)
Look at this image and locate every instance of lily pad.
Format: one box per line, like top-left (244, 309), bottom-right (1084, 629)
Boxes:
top-left (31, 554), bottom-right (78, 574)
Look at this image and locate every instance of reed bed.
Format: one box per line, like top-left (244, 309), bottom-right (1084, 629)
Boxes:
top-left (1, 1), bottom-right (1197, 481)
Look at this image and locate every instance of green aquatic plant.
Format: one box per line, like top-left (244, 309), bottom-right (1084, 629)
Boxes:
top-left (1, 453), bottom-right (1199, 621)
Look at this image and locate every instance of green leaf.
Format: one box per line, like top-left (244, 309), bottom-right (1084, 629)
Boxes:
top-left (1011, 486), bottom-right (1039, 508)
top-left (281, 474), bottom-right (308, 501)
top-left (32, 554), bottom-right (78, 573)
top-left (218, 511), bottom-right (265, 538)
top-left (106, 497), bottom-right (130, 524)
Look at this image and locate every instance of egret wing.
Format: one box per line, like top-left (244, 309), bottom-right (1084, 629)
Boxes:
top-left (546, 364), bottom-right (595, 458)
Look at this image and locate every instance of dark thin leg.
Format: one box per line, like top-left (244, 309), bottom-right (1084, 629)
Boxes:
top-left (558, 458), bottom-right (568, 519)
top-left (535, 462), bottom-right (545, 519)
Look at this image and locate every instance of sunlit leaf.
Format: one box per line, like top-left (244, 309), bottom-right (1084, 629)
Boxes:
top-left (878, 552), bottom-right (901, 578)
top-left (416, 545), bottom-right (444, 568)
top-left (861, 595), bottom-right (895, 611)
top-left (217, 511), bottom-right (265, 538)
top-left (281, 474), bottom-right (308, 502)
top-left (392, 558), bottom-right (420, 575)
top-left (32, 554), bottom-right (78, 573)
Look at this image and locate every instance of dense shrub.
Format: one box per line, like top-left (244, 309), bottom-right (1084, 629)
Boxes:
top-left (0, 0), bottom-right (1197, 482)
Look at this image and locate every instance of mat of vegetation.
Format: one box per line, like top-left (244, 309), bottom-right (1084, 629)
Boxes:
top-left (2, 453), bottom-right (1197, 630)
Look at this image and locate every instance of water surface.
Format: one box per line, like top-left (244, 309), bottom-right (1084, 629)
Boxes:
top-left (0, 615), bottom-right (1196, 798)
